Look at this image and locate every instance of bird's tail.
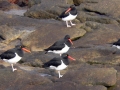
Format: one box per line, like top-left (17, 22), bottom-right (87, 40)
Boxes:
top-left (55, 16), bottom-right (61, 20)
top-left (42, 64), bottom-right (49, 68)
top-left (45, 51), bottom-right (48, 54)
top-left (44, 49), bottom-right (48, 54)
top-left (42, 64), bottom-right (45, 68)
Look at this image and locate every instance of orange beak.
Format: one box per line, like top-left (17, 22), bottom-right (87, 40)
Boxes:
top-left (68, 39), bottom-right (73, 45)
top-left (68, 56), bottom-right (76, 61)
top-left (22, 48), bottom-right (31, 53)
top-left (65, 8), bottom-right (71, 14)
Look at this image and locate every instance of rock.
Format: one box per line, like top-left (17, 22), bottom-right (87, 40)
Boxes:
top-left (0, 25), bottom-right (34, 44)
top-left (111, 72), bottom-right (120, 90)
top-left (8, 0), bottom-right (19, 4)
top-left (0, 0), bottom-right (120, 90)
top-left (27, 0), bottom-right (74, 7)
top-left (60, 67), bottom-right (117, 86)
top-left (76, 0), bottom-right (120, 25)
top-left (74, 24), bottom-right (120, 48)
top-left (0, 0), bottom-right (20, 10)
top-left (73, 0), bottom-right (83, 5)
top-left (24, 0), bottom-right (120, 26)
top-left (24, 0), bottom-right (74, 19)
top-left (8, 0), bottom-right (28, 7)
top-left (22, 20), bottom-right (86, 51)
top-left (28, 0), bottom-right (41, 7)
top-left (38, 82), bottom-right (107, 90)
top-left (68, 46), bottom-right (116, 62)
top-left (83, 0), bottom-right (120, 18)
top-left (0, 68), bottom-right (52, 90)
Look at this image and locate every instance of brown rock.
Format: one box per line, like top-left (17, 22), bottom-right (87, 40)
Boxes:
top-left (39, 82), bottom-right (107, 90)
top-left (22, 20), bottom-right (86, 51)
top-left (60, 67), bottom-right (117, 86)
top-left (0, 25), bottom-right (34, 44)
top-left (0, 0), bottom-right (20, 10)
top-left (74, 24), bottom-right (120, 48)
top-left (0, 69), bottom-right (52, 90)
top-left (24, 0), bottom-right (74, 19)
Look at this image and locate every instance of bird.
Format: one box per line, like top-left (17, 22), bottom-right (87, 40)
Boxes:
top-left (59, 5), bottom-right (77, 27)
top-left (42, 53), bottom-right (75, 78)
top-left (112, 39), bottom-right (120, 49)
top-left (0, 45), bottom-right (31, 72)
top-left (44, 35), bottom-right (73, 56)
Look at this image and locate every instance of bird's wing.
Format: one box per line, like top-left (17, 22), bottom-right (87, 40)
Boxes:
top-left (113, 39), bottom-right (120, 45)
top-left (43, 57), bottom-right (61, 67)
top-left (0, 50), bottom-right (16, 59)
top-left (45, 41), bottom-right (65, 51)
top-left (59, 10), bottom-right (69, 18)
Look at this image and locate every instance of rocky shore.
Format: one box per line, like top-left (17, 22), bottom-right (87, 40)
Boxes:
top-left (0, 0), bottom-right (120, 90)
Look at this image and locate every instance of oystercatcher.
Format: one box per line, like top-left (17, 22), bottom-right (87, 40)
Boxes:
top-left (44, 35), bottom-right (73, 56)
top-left (0, 45), bottom-right (31, 72)
top-left (112, 39), bottom-right (120, 49)
top-left (59, 5), bottom-right (77, 27)
top-left (42, 53), bottom-right (75, 78)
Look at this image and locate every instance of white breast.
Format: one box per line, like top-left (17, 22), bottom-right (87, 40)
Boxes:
top-left (50, 60), bottom-right (67, 71)
top-left (50, 43), bottom-right (70, 54)
top-left (3, 53), bottom-right (22, 64)
top-left (62, 13), bottom-right (77, 21)
top-left (112, 45), bottom-right (120, 49)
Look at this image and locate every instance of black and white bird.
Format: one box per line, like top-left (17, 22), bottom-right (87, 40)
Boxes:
top-left (59, 5), bottom-right (77, 27)
top-left (0, 45), bottom-right (31, 72)
top-left (44, 35), bottom-right (73, 56)
top-left (112, 39), bottom-right (120, 49)
top-left (42, 53), bottom-right (75, 78)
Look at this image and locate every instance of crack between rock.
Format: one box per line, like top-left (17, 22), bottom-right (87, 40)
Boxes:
top-left (0, 35), bottom-right (5, 40)
top-left (83, 8), bottom-right (106, 16)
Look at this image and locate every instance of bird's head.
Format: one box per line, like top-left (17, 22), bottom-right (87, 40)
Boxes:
top-left (65, 5), bottom-right (76, 14)
top-left (62, 53), bottom-right (75, 61)
top-left (15, 45), bottom-right (31, 53)
top-left (64, 35), bottom-right (73, 45)
top-left (15, 38), bottom-right (31, 53)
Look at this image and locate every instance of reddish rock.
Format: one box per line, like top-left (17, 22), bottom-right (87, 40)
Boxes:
top-left (8, 0), bottom-right (19, 4)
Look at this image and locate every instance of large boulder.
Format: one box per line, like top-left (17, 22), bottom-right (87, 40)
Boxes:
top-left (24, 0), bottom-right (120, 26)
top-left (0, 0), bottom-right (20, 10)
top-left (60, 67), bottom-right (117, 86)
top-left (24, 0), bottom-right (74, 19)
top-left (22, 20), bottom-right (86, 51)
top-left (74, 24), bottom-right (120, 48)
top-left (0, 68), bottom-right (52, 90)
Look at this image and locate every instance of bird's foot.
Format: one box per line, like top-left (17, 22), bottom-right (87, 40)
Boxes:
top-left (12, 68), bottom-right (17, 72)
top-left (59, 75), bottom-right (63, 78)
top-left (67, 25), bottom-right (71, 27)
